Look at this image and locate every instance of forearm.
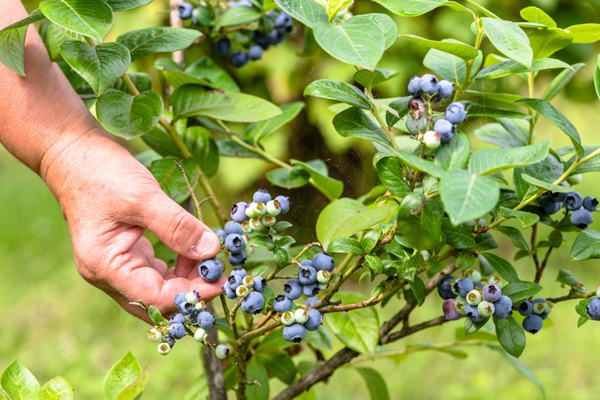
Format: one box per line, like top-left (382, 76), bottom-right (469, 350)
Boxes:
top-left (0, 0), bottom-right (105, 177)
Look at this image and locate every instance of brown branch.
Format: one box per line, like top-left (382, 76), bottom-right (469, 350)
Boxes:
top-left (547, 291), bottom-right (594, 304)
top-left (534, 246), bottom-right (553, 284)
top-left (202, 302), bottom-right (227, 400)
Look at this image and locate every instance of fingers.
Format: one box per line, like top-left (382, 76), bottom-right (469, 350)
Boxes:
top-left (137, 191), bottom-right (220, 261)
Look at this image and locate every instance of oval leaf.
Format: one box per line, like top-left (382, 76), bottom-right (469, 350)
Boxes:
top-left (97, 89), bottom-right (163, 139)
top-left (40, 0), bottom-right (113, 43)
top-left (482, 17), bottom-right (532, 68)
top-left (117, 27), bottom-right (202, 61)
top-left (304, 79), bottom-right (371, 109)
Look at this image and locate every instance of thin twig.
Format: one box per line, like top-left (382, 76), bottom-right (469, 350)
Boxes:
top-left (174, 160), bottom-right (203, 221)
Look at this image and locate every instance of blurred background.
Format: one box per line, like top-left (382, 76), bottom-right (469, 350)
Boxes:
top-left (4, 0), bottom-right (600, 398)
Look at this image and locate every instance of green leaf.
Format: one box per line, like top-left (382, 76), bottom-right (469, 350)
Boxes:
top-left (520, 173), bottom-right (572, 193)
top-left (40, 376), bottom-right (75, 400)
top-left (0, 26), bottom-right (27, 77)
top-left (482, 17), bottom-right (532, 68)
top-left (499, 207), bottom-right (539, 228)
top-left (514, 154), bottom-right (563, 201)
top-left (304, 79), bottom-right (371, 109)
top-left (497, 226), bottom-right (529, 252)
top-left (115, 368), bottom-right (149, 400)
top-left (488, 345), bottom-right (546, 398)
top-left (519, 6), bottom-right (556, 28)
top-left (148, 157), bottom-right (199, 204)
top-left (397, 195), bottom-right (444, 250)
top-left (2, 9), bottom-right (45, 30)
top-left (529, 28), bottom-right (573, 59)
top-left (385, 97), bottom-right (410, 128)
top-left (290, 159), bottom-right (344, 200)
top-left (475, 58), bottom-right (572, 80)
top-left (245, 358), bottom-right (269, 400)
top-left (373, 153), bottom-right (410, 197)
top-left (316, 198), bottom-right (396, 249)
top-left (465, 317), bottom-right (490, 335)
top-left (544, 63), bottom-right (584, 102)
top-left (333, 107), bottom-right (393, 148)
top-left (410, 276), bottom-right (427, 306)
top-left (357, 13), bottom-right (398, 49)
top-left (96, 89), bottom-right (163, 139)
top-left (566, 23), bottom-right (600, 43)
top-left (464, 102), bottom-right (527, 119)
top-left (256, 352), bottom-right (297, 385)
top-left (556, 269), bottom-right (587, 293)
top-left (328, 238), bottom-right (363, 255)
top-left (182, 126), bottom-right (219, 177)
top-left (327, 292), bottom-right (379, 356)
top-left (1, 360), bottom-right (40, 400)
top-left (266, 166), bottom-right (310, 189)
top-left (494, 315), bottom-right (526, 358)
top-left (435, 131), bottom-right (470, 170)
top-left (570, 229), bottom-right (600, 261)
top-left (147, 305), bottom-right (165, 325)
top-left (502, 281), bottom-right (542, 304)
top-left (171, 85), bottom-right (281, 123)
top-left (354, 69), bottom-right (399, 90)
top-left (273, 247), bottom-right (289, 266)
top-left (40, 0), bottom-right (113, 43)
top-left (474, 122), bottom-right (526, 148)
top-left (355, 368), bottom-right (390, 400)
top-left (423, 41), bottom-right (482, 83)
top-left (213, 6), bottom-right (261, 30)
top-left (480, 252), bottom-right (520, 282)
top-left (373, 0), bottom-right (447, 17)
top-left (105, 0), bottom-right (153, 11)
top-left (142, 128), bottom-right (182, 158)
top-left (158, 57), bottom-right (239, 92)
top-left (247, 102), bottom-right (304, 144)
top-left (393, 149), bottom-right (445, 179)
top-left (117, 27), bottom-right (202, 61)
top-left (273, 0), bottom-right (328, 28)
top-left (44, 24), bottom-right (84, 62)
top-left (61, 40), bottom-right (130, 95)
top-left (361, 229), bottom-right (382, 254)
top-left (401, 34), bottom-right (478, 60)
top-left (364, 254), bottom-right (383, 279)
top-left (113, 72), bottom-right (152, 94)
top-left (103, 352), bottom-right (142, 400)
top-left (442, 219), bottom-right (476, 249)
top-left (518, 98), bottom-right (583, 158)
top-left (314, 16), bottom-right (385, 69)
top-left (440, 169), bottom-right (499, 225)
top-left (468, 140), bottom-right (550, 175)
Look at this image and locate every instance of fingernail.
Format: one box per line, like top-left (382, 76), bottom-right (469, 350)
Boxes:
top-left (193, 231), bottom-right (220, 258)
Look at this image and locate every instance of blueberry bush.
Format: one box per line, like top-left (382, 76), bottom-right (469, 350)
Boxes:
top-left (3, 0), bottom-right (600, 399)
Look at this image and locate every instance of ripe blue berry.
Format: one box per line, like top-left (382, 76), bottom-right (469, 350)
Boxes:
top-left (434, 119), bottom-right (455, 143)
top-left (445, 102), bottom-right (467, 124)
top-left (230, 202), bottom-right (249, 223)
top-left (225, 234), bottom-right (246, 254)
top-left (170, 313), bottom-right (186, 325)
top-left (273, 294), bottom-right (293, 313)
top-left (419, 74), bottom-right (439, 95)
top-left (518, 300), bottom-right (533, 316)
top-left (465, 304), bottom-right (484, 322)
top-left (174, 292), bottom-right (187, 307)
top-left (284, 278), bottom-right (303, 300)
top-left (493, 295), bottom-right (513, 319)
top-left (253, 276), bottom-right (267, 292)
top-left (199, 258), bottom-right (224, 282)
top-left (565, 192), bottom-right (584, 211)
top-left (283, 323), bottom-right (307, 343)
top-left (437, 275), bottom-right (457, 300)
top-left (482, 284), bottom-right (501, 302)
top-left (242, 291), bottom-right (265, 314)
top-left (298, 265), bottom-right (317, 285)
top-left (253, 189), bottom-right (271, 203)
top-left (453, 278), bottom-right (474, 298)
top-left (302, 282), bottom-right (320, 297)
top-left (275, 195), bottom-right (290, 213)
top-left (584, 196), bottom-right (598, 212)
top-left (168, 323), bottom-right (186, 340)
top-left (178, 2), bottom-right (193, 19)
top-left (215, 344), bottom-right (229, 359)
top-left (539, 193), bottom-right (562, 215)
top-left (437, 80), bottom-right (454, 99)
top-left (550, 191), bottom-right (567, 202)
top-left (222, 282), bottom-right (237, 299)
top-left (229, 251), bottom-right (246, 266)
top-left (587, 297), bottom-right (600, 320)
top-left (305, 297), bottom-right (320, 307)
top-left (443, 299), bottom-right (462, 321)
top-left (571, 208), bottom-right (593, 229)
top-left (407, 76), bottom-right (422, 96)
top-left (178, 301), bottom-right (194, 315)
top-left (197, 311), bottom-right (215, 330)
top-left (274, 12), bottom-right (293, 29)
top-left (215, 230), bottom-right (226, 243)
top-left (225, 221), bottom-right (243, 235)
top-left (312, 253), bottom-right (335, 272)
top-left (162, 335), bottom-right (176, 349)
top-left (252, 31), bottom-right (270, 49)
top-left (304, 309), bottom-right (323, 331)
top-left (215, 38), bottom-right (231, 56)
top-left (522, 314), bottom-right (543, 334)
top-left (231, 267), bottom-right (247, 279)
top-left (266, 29), bottom-right (285, 45)
top-left (230, 51), bottom-right (249, 68)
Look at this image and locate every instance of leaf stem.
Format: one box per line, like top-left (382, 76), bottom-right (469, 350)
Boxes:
top-left (366, 88), bottom-right (398, 149)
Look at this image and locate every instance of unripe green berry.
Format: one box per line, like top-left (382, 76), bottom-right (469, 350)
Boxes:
top-left (186, 291), bottom-right (199, 305)
top-left (488, 275), bottom-right (503, 288)
top-left (242, 220), bottom-right (253, 234)
top-left (454, 296), bottom-right (467, 315)
top-left (477, 300), bottom-right (495, 317)
top-left (263, 215), bottom-right (276, 227)
top-left (465, 270), bottom-right (481, 284)
top-left (245, 202), bottom-right (257, 218)
top-left (596, 285), bottom-right (600, 298)
top-left (148, 328), bottom-right (162, 342)
top-left (317, 270), bottom-right (331, 284)
top-left (423, 130), bottom-right (441, 149)
top-left (281, 311), bottom-right (295, 325)
top-left (266, 200), bottom-right (281, 216)
top-left (567, 174), bottom-right (582, 185)
top-left (250, 217), bottom-right (263, 231)
top-left (157, 342), bottom-right (171, 355)
top-left (533, 302), bottom-right (545, 315)
top-left (318, 283), bottom-right (327, 290)
top-left (242, 275), bottom-right (255, 288)
top-left (466, 290), bottom-right (482, 306)
top-left (195, 301), bottom-right (206, 311)
top-left (194, 328), bottom-right (207, 342)
top-left (294, 308), bottom-right (309, 324)
top-left (450, 278), bottom-right (459, 295)
top-left (544, 303), bottom-right (552, 314)
top-left (236, 285), bottom-right (249, 298)
top-left (215, 344), bottom-right (229, 359)
top-left (254, 202), bottom-right (267, 216)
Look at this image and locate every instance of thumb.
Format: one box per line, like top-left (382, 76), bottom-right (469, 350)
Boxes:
top-left (140, 192), bottom-right (220, 261)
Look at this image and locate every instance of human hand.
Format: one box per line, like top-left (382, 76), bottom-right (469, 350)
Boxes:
top-left (40, 127), bottom-right (224, 322)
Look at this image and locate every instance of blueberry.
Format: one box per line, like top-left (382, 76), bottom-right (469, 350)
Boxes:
top-left (170, 313), bottom-right (186, 325)
top-left (294, 308), bottom-right (309, 324)
top-left (443, 299), bottom-right (462, 321)
top-left (445, 102), bottom-right (467, 124)
top-left (162, 335), bottom-right (176, 349)
top-left (434, 119), bottom-right (455, 143)
top-left (488, 275), bottom-right (503, 288)
top-left (273, 294), bottom-right (293, 312)
top-left (298, 265), bottom-right (317, 285)
top-left (215, 230), bottom-right (226, 243)
top-left (567, 174), bottom-right (582, 185)
top-left (254, 202), bottom-right (267, 216)
top-left (249, 217), bottom-right (263, 232)
top-left (571, 208), bottom-right (593, 229)
top-left (407, 76), bottom-right (422, 96)
top-left (168, 323), bottom-right (186, 340)
top-left (302, 282), bottom-right (319, 297)
top-left (300, 259), bottom-right (313, 268)
top-left (174, 292), bottom-right (187, 307)
top-left (148, 328), bottom-right (162, 342)
top-left (466, 290), bottom-right (482, 306)
top-left (263, 215), bottom-right (276, 227)
top-left (477, 300), bottom-right (495, 318)
top-left (231, 267), bottom-right (247, 279)
top-left (199, 258), bottom-right (224, 282)
top-left (266, 29), bottom-right (285, 45)
top-left (253, 276), bottom-right (267, 292)
top-left (275, 195), bottom-right (290, 213)
top-left (157, 342), bottom-right (172, 355)
top-left (215, 38), bottom-right (231, 56)
top-left (437, 275), bottom-right (457, 300)
top-left (185, 291), bottom-right (199, 304)
top-left (437, 80), bottom-right (454, 99)
top-left (423, 130), bottom-right (441, 149)
top-left (283, 322), bottom-right (306, 343)
top-left (194, 328), bottom-right (207, 342)
top-left (584, 196), bottom-right (598, 212)
top-left (419, 74), bottom-right (439, 95)
top-left (274, 12), bottom-right (293, 29)
top-left (230, 51), bottom-right (249, 68)
top-left (222, 282), bottom-right (237, 299)
top-left (587, 297), bottom-right (600, 320)
top-left (482, 284), bottom-right (501, 302)
top-left (242, 275), bottom-right (255, 288)
top-left (454, 296), bottom-right (467, 315)
top-left (465, 304), bottom-right (484, 322)
top-left (565, 192), bottom-right (584, 211)
top-left (539, 192), bottom-right (562, 215)
top-left (215, 344), bottom-right (229, 359)
top-left (465, 270), bottom-right (481, 285)
top-left (284, 278), bottom-right (303, 300)
top-left (253, 189), bottom-right (271, 203)
top-left (236, 285), bottom-right (249, 298)
top-left (491, 295), bottom-right (512, 319)
top-left (242, 291), bottom-right (265, 314)
top-left (532, 298), bottom-right (546, 315)
top-left (197, 311), bottom-right (215, 330)
top-left (178, 2), bottom-right (193, 19)
top-left (522, 314), bottom-right (543, 334)
top-left (312, 253), bottom-right (335, 272)
top-left (225, 234), bottom-right (246, 254)
top-left (453, 278), bottom-right (474, 298)
top-left (316, 270), bottom-right (331, 284)
top-left (178, 301), bottom-right (194, 315)
top-left (245, 203), bottom-right (258, 218)
top-left (305, 297), bottom-right (320, 307)
top-left (280, 311), bottom-right (295, 325)
top-left (252, 31), bottom-right (270, 49)
top-left (266, 200), bottom-right (281, 216)
top-left (304, 309), bottom-right (323, 330)
top-left (550, 191), bottom-right (567, 202)
top-left (518, 301), bottom-right (533, 316)
top-left (225, 221), bottom-right (244, 236)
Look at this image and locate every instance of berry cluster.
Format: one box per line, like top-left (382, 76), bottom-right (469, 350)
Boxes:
top-left (517, 298), bottom-right (553, 334)
top-left (228, 188), bottom-right (290, 232)
top-left (438, 270), bottom-right (513, 322)
top-left (406, 74), bottom-right (468, 149)
top-left (538, 189), bottom-right (596, 229)
top-left (585, 286), bottom-right (600, 320)
top-left (222, 267), bottom-right (267, 315)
